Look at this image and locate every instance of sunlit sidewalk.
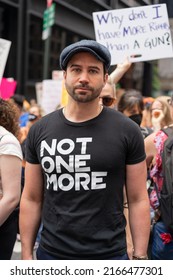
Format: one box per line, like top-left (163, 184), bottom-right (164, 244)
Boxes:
top-left (11, 239), bottom-right (36, 260)
top-left (11, 239), bottom-right (21, 260)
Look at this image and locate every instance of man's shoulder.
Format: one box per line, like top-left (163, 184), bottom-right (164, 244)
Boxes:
top-left (41, 110), bottom-right (60, 122)
top-left (34, 110), bottom-right (60, 125)
top-left (103, 108), bottom-right (142, 138)
top-left (104, 107), bottom-right (127, 120)
top-left (29, 110), bottom-right (60, 135)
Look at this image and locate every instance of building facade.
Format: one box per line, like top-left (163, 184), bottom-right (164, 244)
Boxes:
top-left (0, 0), bottom-right (171, 100)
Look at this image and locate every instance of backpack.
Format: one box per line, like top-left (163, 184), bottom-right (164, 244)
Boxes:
top-left (159, 126), bottom-right (173, 232)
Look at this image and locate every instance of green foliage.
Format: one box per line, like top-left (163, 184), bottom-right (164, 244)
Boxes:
top-left (152, 64), bottom-right (160, 93)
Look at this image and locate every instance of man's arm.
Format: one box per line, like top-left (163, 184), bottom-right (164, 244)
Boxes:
top-left (126, 160), bottom-right (150, 259)
top-left (123, 188), bottom-right (133, 260)
top-left (19, 162), bottom-right (44, 260)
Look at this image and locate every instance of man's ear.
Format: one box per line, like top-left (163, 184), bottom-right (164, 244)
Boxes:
top-left (104, 73), bottom-right (109, 85)
top-left (63, 70), bottom-right (67, 79)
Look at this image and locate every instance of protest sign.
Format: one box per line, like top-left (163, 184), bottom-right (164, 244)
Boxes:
top-left (0, 78), bottom-right (17, 99)
top-left (35, 82), bottom-right (43, 106)
top-left (52, 70), bottom-right (63, 81)
top-left (0, 38), bottom-right (11, 80)
top-left (41, 80), bottom-right (62, 115)
top-left (52, 70), bottom-right (68, 107)
top-left (93, 4), bottom-right (173, 65)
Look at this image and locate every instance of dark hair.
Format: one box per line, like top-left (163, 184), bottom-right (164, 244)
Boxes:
top-left (0, 98), bottom-right (20, 139)
top-left (117, 89), bottom-right (144, 113)
top-left (11, 94), bottom-right (24, 109)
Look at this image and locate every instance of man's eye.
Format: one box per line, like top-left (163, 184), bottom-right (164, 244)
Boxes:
top-left (89, 69), bottom-right (98, 74)
top-left (72, 68), bottom-right (81, 73)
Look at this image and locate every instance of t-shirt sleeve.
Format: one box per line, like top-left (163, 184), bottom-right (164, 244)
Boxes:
top-left (125, 120), bottom-right (146, 165)
top-left (25, 122), bottom-right (40, 164)
top-left (0, 134), bottom-right (23, 160)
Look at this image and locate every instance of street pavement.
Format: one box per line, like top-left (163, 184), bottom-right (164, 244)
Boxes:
top-left (11, 239), bottom-right (21, 260)
top-left (11, 239), bottom-right (36, 260)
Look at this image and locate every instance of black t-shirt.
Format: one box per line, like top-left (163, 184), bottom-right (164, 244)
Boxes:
top-left (26, 107), bottom-right (146, 259)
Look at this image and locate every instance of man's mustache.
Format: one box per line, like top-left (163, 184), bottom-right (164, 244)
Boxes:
top-left (75, 85), bottom-right (93, 91)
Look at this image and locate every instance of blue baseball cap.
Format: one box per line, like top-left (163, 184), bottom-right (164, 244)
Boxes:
top-left (59, 39), bottom-right (111, 71)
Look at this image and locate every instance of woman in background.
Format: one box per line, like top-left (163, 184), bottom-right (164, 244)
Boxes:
top-left (0, 98), bottom-right (22, 259)
top-left (118, 89), bottom-right (153, 139)
top-left (145, 95), bottom-right (173, 259)
top-left (99, 58), bottom-right (132, 110)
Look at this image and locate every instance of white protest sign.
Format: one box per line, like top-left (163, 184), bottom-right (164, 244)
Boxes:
top-left (0, 38), bottom-right (11, 80)
top-left (93, 4), bottom-right (173, 65)
top-left (35, 82), bottom-right (43, 106)
top-left (52, 70), bottom-right (64, 80)
top-left (41, 80), bottom-right (62, 115)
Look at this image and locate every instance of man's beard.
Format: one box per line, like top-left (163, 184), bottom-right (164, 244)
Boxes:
top-left (66, 84), bottom-right (103, 103)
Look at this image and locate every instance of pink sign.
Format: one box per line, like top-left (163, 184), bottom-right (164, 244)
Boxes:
top-left (0, 78), bottom-right (17, 99)
top-left (47, 0), bottom-right (53, 7)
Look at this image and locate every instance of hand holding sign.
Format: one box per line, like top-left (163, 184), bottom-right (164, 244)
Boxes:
top-left (93, 4), bottom-right (173, 65)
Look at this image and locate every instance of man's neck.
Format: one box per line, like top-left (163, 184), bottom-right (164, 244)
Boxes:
top-left (63, 102), bottom-right (103, 123)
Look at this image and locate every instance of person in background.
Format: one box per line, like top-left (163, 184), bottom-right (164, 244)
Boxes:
top-left (20, 104), bottom-right (42, 144)
top-left (108, 57), bottom-right (131, 86)
top-left (117, 89), bottom-right (153, 139)
top-left (11, 94), bottom-right (30, 128)
top-left (0, 98), bottom-right (23, 259)
top-left (99, 81), bottom-right (117, 108)
top-left (20, 39), bottom-right (150, 260)
top-left (108, 58), bottom-right (131, 105)
top-left (141, 97), bottom-right (155, 129)
top-left (145, 95), bottom-right (173, 259)
top-left (30, 99), bottom-right (38, 107)
top-left (150, 96), bottom-right (172, 132)
top-left (99, 58), bottom-right (132, 109)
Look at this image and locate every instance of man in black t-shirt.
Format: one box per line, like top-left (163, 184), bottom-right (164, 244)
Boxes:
top-left (19, 40), bottom-right (150, 260)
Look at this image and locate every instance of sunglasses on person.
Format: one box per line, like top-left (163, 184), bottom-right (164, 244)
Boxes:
top-left (99, 96), bottom-right (115, 107)
top-left (28, 113), bottom-right (38, 122)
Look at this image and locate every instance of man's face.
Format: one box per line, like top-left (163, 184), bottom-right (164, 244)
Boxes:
top-left (63, 52), bottom-right (108, 103)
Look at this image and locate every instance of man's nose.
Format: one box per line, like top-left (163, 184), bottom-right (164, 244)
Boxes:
top-left (79, 71), bottom-right (89, 83)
